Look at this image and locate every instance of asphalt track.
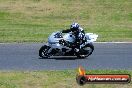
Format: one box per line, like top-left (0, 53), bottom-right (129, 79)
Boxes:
top-left (0, 43), bottom-right (132, 70)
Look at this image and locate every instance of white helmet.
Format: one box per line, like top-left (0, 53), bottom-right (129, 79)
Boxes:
top-left (70, 22), bottom-right (80, 29)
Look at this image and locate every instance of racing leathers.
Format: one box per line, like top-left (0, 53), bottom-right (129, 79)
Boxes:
top-left (62, 27), bottom-right (86, 52)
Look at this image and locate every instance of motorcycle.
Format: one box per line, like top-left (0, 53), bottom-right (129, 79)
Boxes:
top-left (39, 31), bottom-right (98, 58)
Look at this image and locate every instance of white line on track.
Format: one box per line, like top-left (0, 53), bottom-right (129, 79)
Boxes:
top-left (95, 42), bottom-right (132, 44)
top-left (0, 42), bottom-right (132, 45)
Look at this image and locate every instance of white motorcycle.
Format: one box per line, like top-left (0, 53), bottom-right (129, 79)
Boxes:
top-left (39, 31), bottom-right (98, 58)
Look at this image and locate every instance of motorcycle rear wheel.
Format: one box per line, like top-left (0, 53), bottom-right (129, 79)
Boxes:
top-left (77, 43), bottom-right (94, 58)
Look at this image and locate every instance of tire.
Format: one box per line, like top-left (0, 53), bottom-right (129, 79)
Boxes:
top-left (77, 43), bottom-right (94, 58)
top-left (86, 43), bottom-right (94, 55)
top-left (39, 45), bottom-right (50, 58)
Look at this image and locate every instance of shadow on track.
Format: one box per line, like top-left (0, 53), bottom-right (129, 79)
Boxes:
top-left (38, 56), bottom-right (86, 60)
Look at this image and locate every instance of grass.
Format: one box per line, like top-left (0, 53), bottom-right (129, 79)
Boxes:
top-left (0, 0), bottom-right (131, 42)
top-left (0, 1), bottom-right (131, 88)
top-left (0, 70), bottom-right (131, 88)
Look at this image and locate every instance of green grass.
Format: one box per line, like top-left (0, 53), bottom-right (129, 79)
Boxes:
top-left (0, 70), bottom-right (131, 88)
top-left (0, 0), bottom-right (132, 42)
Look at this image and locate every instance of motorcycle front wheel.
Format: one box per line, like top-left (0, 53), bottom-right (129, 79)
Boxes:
top-left (39, 45), bottom-right (50, 58)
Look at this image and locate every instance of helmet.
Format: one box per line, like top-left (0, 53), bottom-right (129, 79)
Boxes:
top-left (70, 22), bottom-right (80, 32)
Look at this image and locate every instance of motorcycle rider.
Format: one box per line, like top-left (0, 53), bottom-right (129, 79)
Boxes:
top-left (61, 22), bottom-right (86, 52)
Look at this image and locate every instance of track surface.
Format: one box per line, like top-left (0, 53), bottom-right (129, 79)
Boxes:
top-left (0, 43), bottom-right (132, 70)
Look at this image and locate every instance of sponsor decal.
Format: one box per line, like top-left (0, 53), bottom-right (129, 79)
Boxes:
top-left (76, 66), bottom-right (131, 85)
